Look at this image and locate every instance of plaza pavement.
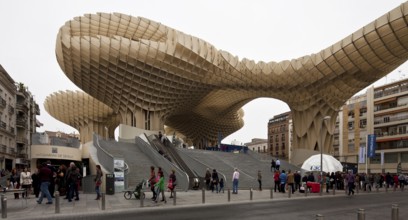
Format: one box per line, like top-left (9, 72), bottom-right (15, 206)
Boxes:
top-left (1, 186), bottom-right (401, 219)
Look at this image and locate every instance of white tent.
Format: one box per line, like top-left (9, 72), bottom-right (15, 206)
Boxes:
top-left (301, 154), bottom-right (343, 173)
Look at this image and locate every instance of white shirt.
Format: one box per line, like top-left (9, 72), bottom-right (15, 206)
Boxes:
top-left (276, 160), bottom-right (281, 166)
top-left (232, 171), bottom-right (239, 180)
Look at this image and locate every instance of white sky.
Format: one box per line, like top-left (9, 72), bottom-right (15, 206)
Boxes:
top-left (1, 0), bottom-right (408, 145)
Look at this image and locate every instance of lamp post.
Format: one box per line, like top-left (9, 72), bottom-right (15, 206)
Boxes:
top-left (320, 116), bottom-right (331, 195)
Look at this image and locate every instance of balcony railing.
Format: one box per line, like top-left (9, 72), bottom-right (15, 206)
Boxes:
top-left (8, 105), bottom-right (14, 114)
top-left (374, 103), bottom-right (407, 112)
top-left (374, 114), bottom-right (408, 125)
top-left (15, 103), bottom-right (27, 111)
top-left (0, 98), bottom-right (6, 108)
top-left (16, 137), bottom-right (28, 144)
top-left (0, 121), bottom-right (6, 130)
top-left (375, 130), bottom-right (408, 137)
top-left (16, 118), bottom-right (27, 127)
top-left (0, 145), bottom-right (6, 153)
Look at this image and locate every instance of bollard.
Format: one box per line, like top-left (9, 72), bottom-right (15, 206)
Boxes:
top-left (386, 186), bottom-right (388, 193)
top-left (228, 188), bottom-right (231, 202)
top-left (305, 186), bottom-right (308, 197)
top-left (393, 185), bottom-right (396, 192)
top-left (250, 188), bottom-right (253, 201)
top-left (392, 204), bottom-right (399, 220)
top-left (332, 186), bottom-right (335, 195)
top-left (202, 188), bottom-right (205, 204)
top-left (356, 184), bottom-right (359, 194)
top-left (101, 193), bottom-right (106, 210)
top-left (316, 214), bottom-right (324, 220)
top-left (55, 191), bottom-right (60, 214)
top-left (357, 208), bottom-right (365, 220)
top-left (270, 188), bottom-right (273, 199)
top-left (1, 194), bottom-right (6, 219)
top-left (173, 190), bottom-right (176, 206)
top-left (140, 190), bottom-right (144, 208)
top-left (288, 187), bottom-right (291, 198)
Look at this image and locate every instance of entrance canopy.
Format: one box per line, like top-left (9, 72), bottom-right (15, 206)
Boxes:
top-left (301, 154), bottom-right (343, 173)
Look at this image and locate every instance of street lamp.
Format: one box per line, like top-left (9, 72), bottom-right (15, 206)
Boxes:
top-left (320, 116), bottom-right (331, 195)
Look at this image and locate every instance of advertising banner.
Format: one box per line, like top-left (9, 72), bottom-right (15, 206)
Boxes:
top-left (366, 134), bottom-right (377, 158)
top-left (358, 146), bottom-right (366, 164)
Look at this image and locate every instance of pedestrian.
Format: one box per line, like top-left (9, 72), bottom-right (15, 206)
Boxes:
top-left (46, 160), bottom-right (57, 198)
top-left (325, 173), bottom-right (330, 193)
top-left (211, 169), bottom-right (219, 193)
top-left (65, 162), bottom-right (79, 202)
top-left (346, 170), bottom-right (355, 196)
top-left (94, 165), bottom-right (103, 200)
top-left (275, 159), bottom-right (281, 171)
top-left (37, 163), bottom-right (53, 205)
top-left (279, 170), bottom-right (287, 193)
top-left (218, 178), bottom-right (224, 193)
top-left (205, 168), bottom-right (211, 190)
top-left (232, 168), bottom-right (239, 194)
top-left (148, 166), bottom-right (156, 200)
top-left (257, 170), bottom-right (262, 191)
top-left (271, 159), bottom-right (276, 172)
top-left (20, 167), bottom-right (32, 199)
top-left (274, 170), bottom-right (281, 192)
top-left (154, 170), bottom-right (166, 203)
top-left (168, 169), bottom-right (176, 198)
top-left (55, 164), bottom-right (67, 197)
top-left (294, 171), bottom-right (301, 191)
top-left (10, 168), bottom-right (21, 199)
top-left (31, 168), bottom-right (40, 198)
top-left (287, 170), bottom-right (294, 194)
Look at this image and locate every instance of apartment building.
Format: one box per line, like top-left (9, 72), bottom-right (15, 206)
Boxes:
top-left (0, 65), bottom-right (17, 171)
top-left (267, 111), bottom-right (291, 160)
top-left (0, 65), bottom-right (41, 170)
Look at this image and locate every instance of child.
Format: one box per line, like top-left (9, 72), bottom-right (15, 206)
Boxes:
top-left (218, 178), bottom-right (224, 193)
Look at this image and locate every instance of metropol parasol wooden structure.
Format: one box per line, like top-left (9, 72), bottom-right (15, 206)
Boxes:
top-left (45, 2), bottom-right (408, 157)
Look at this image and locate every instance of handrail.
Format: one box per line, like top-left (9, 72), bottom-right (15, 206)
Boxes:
top-left (93, 133), bottom-right (114, 173)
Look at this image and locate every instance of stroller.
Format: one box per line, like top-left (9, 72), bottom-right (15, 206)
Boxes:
top-left (123, 179), bottom-right (147, 200)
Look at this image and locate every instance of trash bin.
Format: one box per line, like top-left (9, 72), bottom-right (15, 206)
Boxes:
top-left (105, 174), bottom-right (115, 195)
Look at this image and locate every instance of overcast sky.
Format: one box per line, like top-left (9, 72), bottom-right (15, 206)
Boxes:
top-left (1, 0), bottom-right (408, 145)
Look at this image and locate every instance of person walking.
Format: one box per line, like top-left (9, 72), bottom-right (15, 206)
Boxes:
top-left (346, 170), bottom-right (355, 196)
top-left (274, 170), bottom-right (281, 192)
top-left (148, 166), bottom-right (157, 200)
top-left (37, 163), bottom-right (53, 205)
top-left (168, 169), bottom-right (176, 198)
top-left (279, 170), bottom-right (287, 193)
top-left (205, 168), bottom-right (211, 190)
top-left (218, 178), bottom-right (224, 193)
top-left (287, 170), bottom-right (294, 194)
top-left (94, 165), bottom-right (103, 200)
top-left (257, 170), bottom-right (262, 191)
top-left (211, 169), bottom-right (219, 193)
top-left (154, 170), bottom-right (166, 203)
top-left (271, 159), bottom-right (276, 172)
top-left (275, 159), bottom-right (281, 171)
top-left (232, 168), bottom-right (239, 194)
top-left (20, 167), bottom-right (32, 199)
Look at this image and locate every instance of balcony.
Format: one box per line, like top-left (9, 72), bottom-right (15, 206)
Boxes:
top-left (0, 98), bottom-right (5, 109)
top-left (15, 102), bottom-right (28, 111)
top-left (16, 137), bottom-right (28, 144)
top-left (8, 105), bottom-right (14, 114)
top-left (376, 130), bottom-right (408, 139)
top-left (0, 144), bottom-right (6, 153)
top-left (0, 121), bottom-right (6, 130)
top-left (16, 118), bottom-right (27, 128)
top-left (374, 114), bottom-right (408, 126)
top-left (9, 127), bottom-right (14, 133)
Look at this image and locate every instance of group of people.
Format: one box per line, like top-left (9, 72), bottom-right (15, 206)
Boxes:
top-left (204, 167), bottom-right (240, 194)
top-left (273, 169), bottom-right (302, 194)
top-left (148, 166), bottom-right (177, 203)
top-left (204, 168), bottom-right (225, 193)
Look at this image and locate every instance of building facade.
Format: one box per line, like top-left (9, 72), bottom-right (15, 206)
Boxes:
top-left (246, 138), bottom-right (268, 153)
top-left (0, 65), bottom-right (17, 171)
top-left (267, 112), bottom-right (291, 160)
top-left (0, 65), bottom-right (41, 170)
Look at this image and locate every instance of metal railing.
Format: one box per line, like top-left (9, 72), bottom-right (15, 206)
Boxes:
top-left (93, 134), bottom-right (114, 173)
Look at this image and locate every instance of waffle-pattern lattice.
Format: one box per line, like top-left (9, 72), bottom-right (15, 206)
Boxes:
top-left (44, 90), bottom-right (119, 143)
top-left (52, 3), bottom-right (408, 151)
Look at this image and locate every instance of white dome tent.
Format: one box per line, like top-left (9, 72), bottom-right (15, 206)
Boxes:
top-left (301, 154), bottom-right (343, 173)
